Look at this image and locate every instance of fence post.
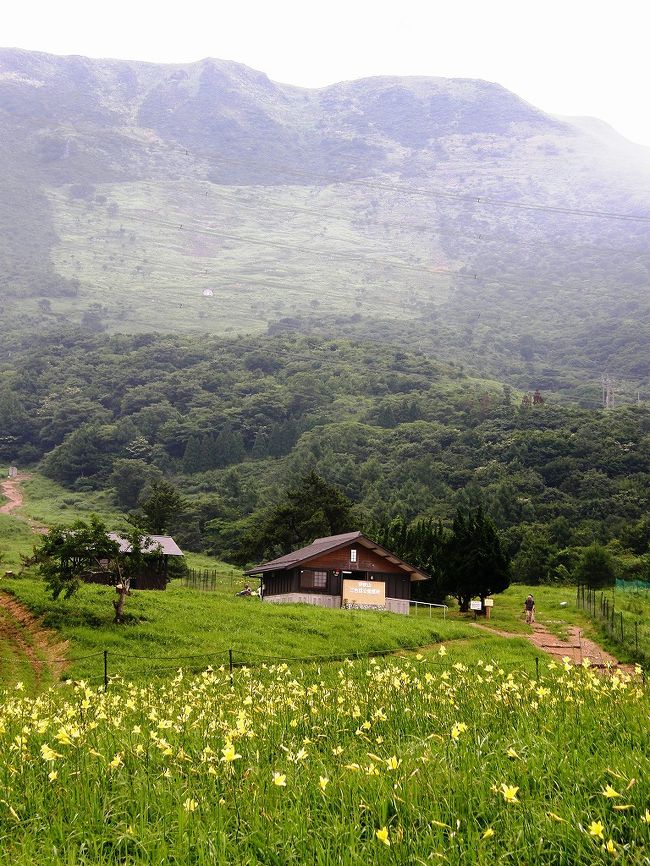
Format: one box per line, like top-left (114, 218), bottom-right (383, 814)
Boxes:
top-left (103, 649), bottom-right (109, 691)
top-left (535, 656), bottom-right (539, 680)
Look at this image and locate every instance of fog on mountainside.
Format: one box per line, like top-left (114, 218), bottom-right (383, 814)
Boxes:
top-left (1, 48), bottom-right (649, 401)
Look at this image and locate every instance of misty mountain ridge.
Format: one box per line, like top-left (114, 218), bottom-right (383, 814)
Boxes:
top-left (1, 48), bottom-right (649, 402)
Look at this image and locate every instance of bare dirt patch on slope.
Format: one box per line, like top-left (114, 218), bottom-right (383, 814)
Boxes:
top-left (0, 476), bottom-right (24, 514)
top-left (0, 591), bottom-right (69, 686)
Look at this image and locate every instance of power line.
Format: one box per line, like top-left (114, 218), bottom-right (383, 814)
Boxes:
top-left (80, 210), bottom-right (643, 304)
top-left (98, 174), bottom-right (649, 260)
top-left (161, 141), bottom-right (650, 223)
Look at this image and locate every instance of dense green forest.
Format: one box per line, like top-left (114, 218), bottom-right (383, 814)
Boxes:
top-left (2, 328), bottom-right (650, 582)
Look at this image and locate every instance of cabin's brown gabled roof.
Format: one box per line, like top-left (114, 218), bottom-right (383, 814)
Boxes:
top-left (245, 531), bottom-right (429, 581)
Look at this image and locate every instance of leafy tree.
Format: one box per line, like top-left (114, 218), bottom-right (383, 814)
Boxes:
top-left (31, 516), bottom-right (119, 600)
top-left (511, 528), bottom-right (553, 585)
top-left (374, 516), bottom-right (450, 602)
top-left (134, 480), bottom-right (187, 534)
top-left (573, 544), bottom-right (616, 589)
top-left (41, 423), bottom-right (126, 486)
top-left (182, 435), bottom-right (202, 473)
top-left (0, 387), bottom-right (33, 457)
top-left (214, 423), bottom-right (245, 467)
top-left (445, 507), bottom-right (511, 611)
top-left (109, 458), bottom-right (163, 508)
top-left (238, 471), bottom-right (357, 564)
top-left (619, 516), bottom-right (650, 555)
top-left (31, 517), bottom-right (167, 623)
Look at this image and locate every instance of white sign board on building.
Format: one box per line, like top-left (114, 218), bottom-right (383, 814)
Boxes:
top-left (342, 579), bottom-right (385, 607)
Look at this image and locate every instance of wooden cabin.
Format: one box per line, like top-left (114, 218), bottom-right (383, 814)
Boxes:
top-left (83, 533), bottom-right (184, 590)
top-left (245, 531), bottom-right (429, 615)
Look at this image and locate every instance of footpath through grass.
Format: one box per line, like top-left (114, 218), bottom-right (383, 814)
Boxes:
top-left (449, 584), bottom-right (593, 638)
top-left (0, 653), bottom-right (647, 865)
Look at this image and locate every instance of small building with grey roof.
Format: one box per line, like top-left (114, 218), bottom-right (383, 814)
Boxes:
top-left (82, 533), bottom-right (184, 590)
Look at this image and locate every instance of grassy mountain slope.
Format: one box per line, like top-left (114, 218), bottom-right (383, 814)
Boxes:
top-left (1, 49), bottom-right (649, 396)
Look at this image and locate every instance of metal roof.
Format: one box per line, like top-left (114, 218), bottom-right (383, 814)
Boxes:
top-left (108, 533), bottom-right (184, 557)
top-left (246, 531), bottom-right (429, 581)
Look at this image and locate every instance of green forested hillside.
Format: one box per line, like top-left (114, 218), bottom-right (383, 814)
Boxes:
top-left (2, 329), bottom-right (650, 577)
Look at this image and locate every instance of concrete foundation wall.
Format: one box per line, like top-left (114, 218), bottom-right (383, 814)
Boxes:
top-left (263, 594), bottom-right (410, 615)
top-left (385, 598), bottom-right (409, 615)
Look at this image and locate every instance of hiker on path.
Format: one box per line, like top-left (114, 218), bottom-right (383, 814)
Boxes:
top-left (524, 594), bottom-right (535, 625)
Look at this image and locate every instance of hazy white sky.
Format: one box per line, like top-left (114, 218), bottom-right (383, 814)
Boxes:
top-left (4, 0), bottom-right (650, 146)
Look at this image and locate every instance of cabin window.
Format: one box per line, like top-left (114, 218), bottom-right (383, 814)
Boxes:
top-left (300, 570), bottom-right (328, 590)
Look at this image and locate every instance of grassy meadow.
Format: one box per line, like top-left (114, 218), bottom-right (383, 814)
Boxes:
top-left (446, 584), bottom-right (589, 638)
top-left (584, 587), bottom-right (650, 667)
top-left (0, 514), bottom-right (37, 571)
top-left (2, 576), bottom-right (472, 686)
top-left (18, 473), bottom-right (124, 528)
top-left (0, 652), bottom-right (647, 865)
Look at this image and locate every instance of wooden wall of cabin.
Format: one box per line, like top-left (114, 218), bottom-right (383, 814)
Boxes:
top-left (263, 568), bottom-right (412, 600)
top-left (307, 546), bottom-right (405, 573)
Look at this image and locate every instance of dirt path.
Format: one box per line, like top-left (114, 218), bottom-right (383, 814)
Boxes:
top-left (0, 591), bottom-right (69, 686)
top-left (471, 619), bottom-right (634, 673)
top-left (0, 472), bottom-right (48, 533)
top-left (1, 474), bottom-right (63, 688)
top-left (0, 476), bottom-right (25, 514)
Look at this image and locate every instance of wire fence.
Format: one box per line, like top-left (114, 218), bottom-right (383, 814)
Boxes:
top-left (183, 569), bottom-right (220, 591)
top-left (576, 584), bottom-right (648, 665)
top-left (409, 600), bottom-right (448, 619)
top-left (58, 642), bottom-right (564, 692)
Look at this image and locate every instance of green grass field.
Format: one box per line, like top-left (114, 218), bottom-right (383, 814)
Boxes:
top-left (19, 474), bottom-right (124, 527)
top-left (579, 586), bottom-right (650, 666)
top-left (2, 576), bottom-right (476, 685)
top-left (1, 481), bottom-right (647, 863)
top-left (0, 515), bottom-right (36, 571)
